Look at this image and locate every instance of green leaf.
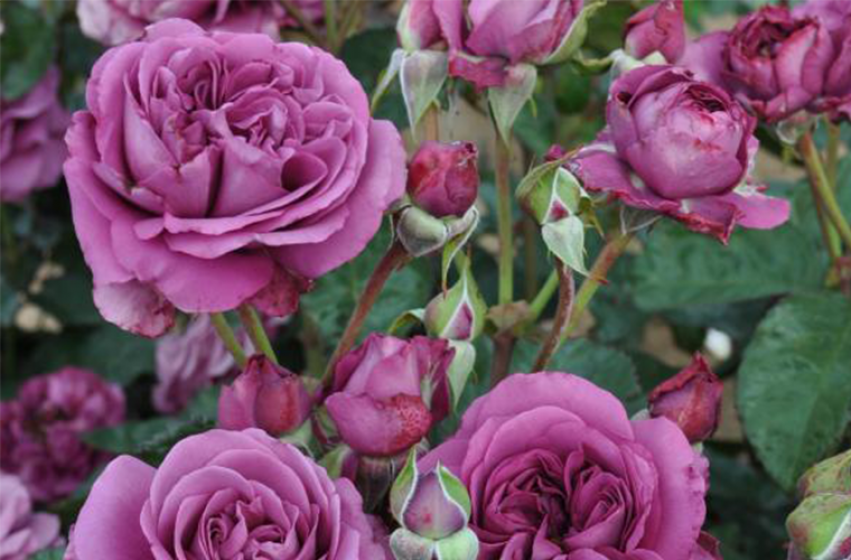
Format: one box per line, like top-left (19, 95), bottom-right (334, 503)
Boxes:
top-left (633, 220), bottom-right (824, 311)
top-left (32, 548), bottom-right (66, 560)
top-left (0, 2), bottom-right (56, 100)
top-left (737, 292), bottom-right (851, 491)
top-left (31, 271), bottom-right (101, 327)
top-left (511, 338), bottom-right (640, 403)
top-left (488, 63), bottom-right (537, 144)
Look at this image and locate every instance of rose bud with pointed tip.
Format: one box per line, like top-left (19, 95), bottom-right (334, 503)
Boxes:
top-left (787, 493), bottom-right (851, 560)
top-left (408, 141), bottom-right (479, 219)
top-left (624, 0), bottom-right (685, 63)
top-left (798, 449), bottom-right (851, 498)
top-left (403, 469), bottom-right (470, 539)
top-left (397, 0), bottom-right (442, 52)
top-left (517, 161), bottom-right (586, 226)
top-left (218, 355), bottom-right (311, 436)
top-left (648, 353), bottom-right (723, 443)
top-left (424, 266), bottom-right (486, 341)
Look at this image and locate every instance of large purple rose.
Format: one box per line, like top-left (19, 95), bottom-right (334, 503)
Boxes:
top-left (0, 474), bottom-right (62, 560)
top-left (570, 65), bottom-right (789, 242)
top-left (77, 0), bottom-right (323, 46)
top-left (66, 429), bottom-right (390, 559)
top-left (64, 20), bottom-right (406, 337)
top-left (680, 5), bottom-right (834, 122)
top-left (420, 373), bottom-right (716, 560)
top-left (0, 367), bottom-right (125, 502)
top-left (0, 67), bottom-right (70, 204)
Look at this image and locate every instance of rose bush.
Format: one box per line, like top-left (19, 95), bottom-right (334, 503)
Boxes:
top-left (421, 372), bottom-right (718, 560)
top-left (570, 65), bottom-right (790, 241)
top-left (65, 428), bottom-right (389, 559)
top-left (64, 19), bottom-right (406, 337)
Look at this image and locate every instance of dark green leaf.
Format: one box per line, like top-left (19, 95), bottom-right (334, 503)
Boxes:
top-left (0, 275), bottom-right (21, 327)
top-left (737, 292), bottom-right (851, 491)
top-left (32, 548), bottom-right (65, 560)
top-left (32, 271), bottom-right (101, 327)
top-left (0, 2), bottom-right (57, 100)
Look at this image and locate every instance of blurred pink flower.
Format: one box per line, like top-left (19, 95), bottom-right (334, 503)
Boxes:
top-left (0, 474), bottom-right (63, 560)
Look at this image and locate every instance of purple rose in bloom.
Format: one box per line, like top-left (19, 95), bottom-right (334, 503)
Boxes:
top-left (570, 65), bottom-right (790, 242)
top-left (65, 429), bottom-right (390, 559)
top-left (64, 20), bottom-right (406, 337)
top-left (0, 474), bottom-right (62, 560)
top-left (680, 5), bottom-right (834, 122)
top-left (324, 334), bottom-right (454, 457)
top-left (218, 355), bottom-right (312, 435)
top-left (420, 372), bottom-right (715, 560)
top-left (0, 368), bottom-right (125, 502)
top-left (794, 0), bottom-right (851, 121)
top-left (408, 141), bottom-right (480, 218)
top-left (0, 67), bottom-right (69, 204)
top-left (624, 0), bottom-right (685, 63)
top-left (77, 0), bottom-right (324, 46)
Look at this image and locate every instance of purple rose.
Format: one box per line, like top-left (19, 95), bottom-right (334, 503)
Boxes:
top-left (0, 367), bottom-right (125, 502)
top-left (420, 372), bottom-right (713, 559)
top-left (218, 354), bottom-right (312, 435)
top-left (77, 0), bottom-right (324, 46)
top-left (570, 65), bottom-right (790, 242)
top-left (324, 334), bottom-right (454, 457)
top-left (64, 20), bottom-right (406, 337)
top-left (623, 0), bottom-right (685, 63)
top-left (795, 0), bottom-right (851, 121)
top-left (65, 428), bottom-right (390, 559)
top-left (0, 67), bottom-right (69, 204)
top-left (407, 141), bottom-right (480, 218)
top-left (680, 5), bottom-right (834, 122)
top-left (0, 474), bottom-right (62, 560)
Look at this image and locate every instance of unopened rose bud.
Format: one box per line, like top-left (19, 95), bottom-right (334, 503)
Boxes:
top-left (798, 450), bottom-right (851, 498)
top-left (408, 141), bottom-right (479, 219)
top-left (787, 493), bottom-right (851, 560)
top-left (648, 353), bottom-right (723, 443)
top-left (396, 0), bottom-right (442, 52)
top-left (424, 264), bottom-right (485, 341)
top-left (218, 355), bottom-right (311, 436)
top-left (516, 160), bottom-right (587, 226)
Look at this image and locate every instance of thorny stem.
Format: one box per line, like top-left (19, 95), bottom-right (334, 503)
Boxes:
top-left (237, 304), bottom-right (279, 364)
top-left (210, 312), bottom-right (247, 368)
top-left (533, 264), bottom-right (574, 372)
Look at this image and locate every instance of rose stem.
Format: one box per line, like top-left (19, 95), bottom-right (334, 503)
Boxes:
top-left (494, 133), bottom-right (514, 306)
top-left (237, 304), bottom-right (279, 365)
top-left (526, 270), bottom-right (559, 326)
top-left (523, 217), bottom-right (540, 300)
top-left (559, 230), bottom-right (634, 344)
top-left (279, 0), bottom-right (325, 48)
top-left (532, 264), bottom-right (574, 372)
top-left (322, 241), bottom-right (411, 387)
top-left (210, 312), bottom-right (247, 368)
top-left (826, 119), bottom-right (841, 191)
top-left (421, 103), bottom-right (440, 144)
top-left (799, 132), bottom-right (851, 253)
top-left (490, 333), bottom-right (516, 388)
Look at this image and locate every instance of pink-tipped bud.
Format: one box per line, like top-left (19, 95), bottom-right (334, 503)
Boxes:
top-left (408, 141), bottom-right (479, 218)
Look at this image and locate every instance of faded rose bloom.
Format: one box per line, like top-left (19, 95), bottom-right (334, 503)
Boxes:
top-left (680, 5), bottom-right (834, 122)
top-left (77, 0), bottom-right (324, 46)
top-left (218, 354), bottom-right (312, 435)
top-left (421, 372), bottom-right (714, 559)
top-left (64, 20), bottom-right (406, 337)
top-left (0, 67), bottom-right (69, 203)
top-left (649, 353), bottom-right (723, 444)
top-left (795, 0), bottom-right (851, 121)
top-left (624, 0), bottom-right (685, 63)
top-left (408, 141), bottom-right (479, 218)
top-left (570, 65), bottom-right (790, 242)
top-left (0, 368), bottom-right (125, 502)
top-left (324, 334), bottom-right (455, 457)
top-left (0, 474), bottom-right (62, 560)
top-left (65, 429), bottom-right (390, 559)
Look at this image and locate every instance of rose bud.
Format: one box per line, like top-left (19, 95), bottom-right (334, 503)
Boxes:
top-left (397, 0), bottom-right (442, 52)
top-left (323, 334), bottom-right (454, 458)
top-left (798, 449), bottom-right (851, 498)
top-left (570, 65), bottom-right (790, 242)
top-left (787, 493), bottom-right (851, 560)
top-left (517, 159), bottom-right (587, 226)
top-left (218, 355), bottom-right (311, 436)
top-left (648, 353), bottom-right (723, 443)
top-left (408, 141), bottom-right (479, 219)
top-left (424, 264), bottom-right (486, 341)
top-left (624, 0), bottom-right (686, 63)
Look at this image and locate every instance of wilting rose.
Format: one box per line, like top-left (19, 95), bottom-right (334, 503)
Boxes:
top-left (680, 5), bottom-right (834, 122)
top-left (324, 334), bottom-right (454, 457)
top-left (0, 67), bottom-right (69, 203)
top-left (218, 354), bottom-right (312, 435)
top-left (0, 474), bottom-right (62, 560)
top-left (65, 429), bottom-right (390, 559)
top-left (624, 0), bottom-right (685, 63)
top-left (64, 20), bottom-right (406, 337)
top-left (408, 141), bottom-right (479, 218)
top-left (794, 0), bottom-right (851, 121)
top-left (648, 353), bottom-right (723, 444)
top-left (0, 368), bottom-right (125, 502)
top-left (420, 372), bottom-right (716, 559)
top-left (570, 65), bottom-right (789, 242)
top-left (77, 0), bottom-right (324, 46)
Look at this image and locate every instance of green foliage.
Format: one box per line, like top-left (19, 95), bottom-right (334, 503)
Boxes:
top-left (0, 2), bottom-right (56, 100)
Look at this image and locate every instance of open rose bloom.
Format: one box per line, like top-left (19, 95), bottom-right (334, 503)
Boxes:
top-left (64, 20), bottom-right (406, 337)
top-left (570, 65), bottom-right (790, 242)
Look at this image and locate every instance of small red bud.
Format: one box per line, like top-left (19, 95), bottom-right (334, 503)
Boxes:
top-left (408, 141), bottom-right (479, 218)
